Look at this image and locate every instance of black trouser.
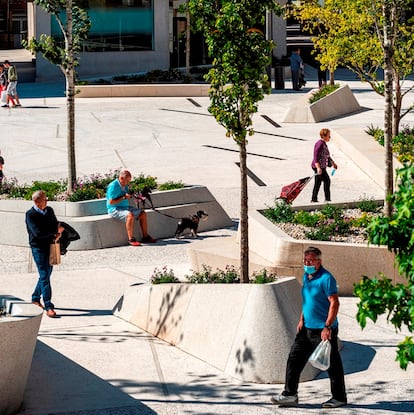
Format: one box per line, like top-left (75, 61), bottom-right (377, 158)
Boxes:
top-left (312, 168), bottom-right (331, 202)
top-left (291, 69), bottom-right (300, 90)
top-left (283, 327), bottom-right (347, 403)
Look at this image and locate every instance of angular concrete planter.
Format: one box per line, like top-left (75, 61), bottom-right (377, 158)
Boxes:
top-left (76, 83), bottom-right (210, 98)
top-left (283, 84), bottom-right (361, 123)
top-left (0, 185), bottom-right (233, 250)
top-left (0, 296), bottom-right (43, 415)
top-left (248, 208), bottom-right (403, 295)
top-left (187, 201), bottom-right (404, 296)
top-left (113, 278), bottom-right (318, 384)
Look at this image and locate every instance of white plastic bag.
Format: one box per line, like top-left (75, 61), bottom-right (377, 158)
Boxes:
top-left (308, 340), bottom-right (331, 370)
top-left (0, 91), bottom-right (7, 104)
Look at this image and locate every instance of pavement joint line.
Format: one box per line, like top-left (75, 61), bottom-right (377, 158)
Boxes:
top-left (152, 132), bottom-right (162, 147)
top-left (90, 111), bottom-right (103, 123)
top-left (114, 148), bottom-right (127, 167)
top-left (148, 336), bottom-right (170, 398)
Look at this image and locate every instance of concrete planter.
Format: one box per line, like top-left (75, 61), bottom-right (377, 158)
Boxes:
top-left (187, 201), bottom-right (404, 296)
top-left (283, 84), bottom-right (361, 123)
top-left (0, 185), bottom-right (233, 250)
top-left (76, 83), bottom-right (211, 98)
top-left (113, 278), bottom-right (318, 384)
top-left (0, 296), bottom-right (43, 415)
top-left (248, 208), bottom-right (403, 295)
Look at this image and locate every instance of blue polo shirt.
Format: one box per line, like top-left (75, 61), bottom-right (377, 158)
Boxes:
top-left (106, 179), bottom-right (129, 213)
top-left (302, 266), bottom-right (338, 330)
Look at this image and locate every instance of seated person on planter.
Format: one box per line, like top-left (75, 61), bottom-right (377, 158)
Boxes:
top-left (106, 169), bottom-right (156, 246)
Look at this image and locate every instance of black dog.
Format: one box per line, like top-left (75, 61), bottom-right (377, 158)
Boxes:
top-left (130, 186), bottom-right (154, 209)
top-left (175, 210), bottom-right (208, 238)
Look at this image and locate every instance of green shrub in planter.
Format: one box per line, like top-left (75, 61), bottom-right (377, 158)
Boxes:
top-left (150, 265), bottom-right (277, 285)
top-left (151, 266), bottom-right (180, 284)
top-left (309, 83), bottom-right (340, 104)
top-left (157, 180), bottom-right (185, 191)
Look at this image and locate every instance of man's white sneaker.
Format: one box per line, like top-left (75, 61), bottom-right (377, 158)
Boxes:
top-left (270, 394), bottom-right (298, 407)
top-left (321, 398), bottom-right (347, 408)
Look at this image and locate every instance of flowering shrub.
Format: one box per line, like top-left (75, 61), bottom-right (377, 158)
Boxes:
top-left (0, 170), bottom-right (183, 202)
top-left (150, 264), bottom-right (278, 284)
top-left (151, 266), bottom-right (180, 284)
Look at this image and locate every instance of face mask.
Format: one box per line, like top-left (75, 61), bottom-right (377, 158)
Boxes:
top-left (304, 265), bottom-right (316, 274)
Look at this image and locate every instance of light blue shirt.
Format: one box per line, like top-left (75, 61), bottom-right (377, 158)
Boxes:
top-left (302, 266), bottom-right (338, 330)
top-left (33, 205), bottom-right (46, 215)
top-left (106, 179), bottom-right (129, 213)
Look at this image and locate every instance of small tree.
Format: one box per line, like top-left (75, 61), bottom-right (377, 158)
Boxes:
top-left (188, 0), bottom-right (281, 282)
top-left (354, 164), bottom-right (414, 369)
top-left (23, 0), bottom-right (91, 192)
top-left (289, 0), bottom-right (414, 215)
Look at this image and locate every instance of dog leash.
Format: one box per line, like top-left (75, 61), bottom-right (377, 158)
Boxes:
top-left (132, 196), bottom-right (182, 220)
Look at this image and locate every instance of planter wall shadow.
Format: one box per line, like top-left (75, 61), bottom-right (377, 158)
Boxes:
top-left (113, 278), bottom-right (319, 384)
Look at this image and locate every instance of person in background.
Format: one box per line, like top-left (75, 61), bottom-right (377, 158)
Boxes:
top-left (25, 190), bottom-right (65, 318)
top-left (311, 128), bottom-right (337, 203)
top-left (290, 48), bottom-right (303, 91)
top-left (3, 60), bottom-right (21, 108)
top-left (106, 169), bottom-right (156, 246)
top-left (270, 246), bottom-right (347, 409)
top-left (0, 150), bottom-right (4, 183)
top-left (317, 62), bottom-right (327, 88)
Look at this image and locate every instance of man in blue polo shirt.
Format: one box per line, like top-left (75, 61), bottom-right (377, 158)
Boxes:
top-left (271, 246), bottom-right (347, 408)
top-left (106, 169), bottom-right (156, 246)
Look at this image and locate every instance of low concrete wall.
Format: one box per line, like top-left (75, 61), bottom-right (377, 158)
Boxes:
top-left (0, 295), bottom-right (43, 415)
top-left (76, 83), bottom-right (211, 98)
top-left (247, 210), bottom-right (403, 295)
top-left (113, 278), bottom-right (318, 384)
top-left (332, 128), bottom-right (402, 190)
top-left (283, 84), bottom-right (361, 123)
top-left (188, 201), bottom-right (403, 296)
top-left (0, 186), bottom-right (233, 250)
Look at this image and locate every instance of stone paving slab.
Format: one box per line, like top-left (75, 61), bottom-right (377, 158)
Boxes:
top-left (1, 75), bottom-right (414, 414)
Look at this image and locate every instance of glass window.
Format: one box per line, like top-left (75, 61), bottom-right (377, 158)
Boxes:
top-left (51, 0), bottom-right (153, 52)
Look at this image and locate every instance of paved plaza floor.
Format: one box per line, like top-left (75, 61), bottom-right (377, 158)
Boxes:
top-left (1, 73), bottom-right (414, 414)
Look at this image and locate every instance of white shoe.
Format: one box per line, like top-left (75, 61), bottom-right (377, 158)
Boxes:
top-left (322, 398), bottom-right (347, 408)
top-left (270, 394), bottom-right (298, 407)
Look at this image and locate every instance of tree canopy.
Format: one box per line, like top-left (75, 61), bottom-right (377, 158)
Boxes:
top-left (188, 0), bottom-right (282, 282)
top-left (354, 164), bottom-right (414, 369)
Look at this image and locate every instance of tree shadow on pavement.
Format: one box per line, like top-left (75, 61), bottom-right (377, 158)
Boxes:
top-left (23, 341), bottom-right (156, 415)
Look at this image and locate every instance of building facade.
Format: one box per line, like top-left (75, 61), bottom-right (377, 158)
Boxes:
top-left (28, 0), bottom-right (170, 80)
top-left (4, 0), bottom-right (288, 81)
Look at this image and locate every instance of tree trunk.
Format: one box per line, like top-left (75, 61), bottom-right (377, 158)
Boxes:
top-left (66, 0), bottom-right (76, 192)
top-left (393, 71), bottom-right (401, 137)
top-left (185, 6), bottom-right (191, 76)
top-left (383, 3), bottom-right (394, 216)
top-left (329, 69), bottom-right (335, 85)
top-left (239, 139), bottom-right (249, 283)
